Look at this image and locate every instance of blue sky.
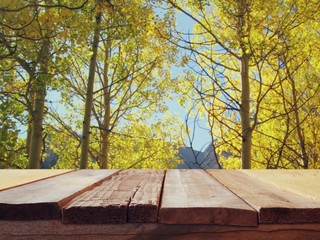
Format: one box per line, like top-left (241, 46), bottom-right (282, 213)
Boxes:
top-left (166, 10), bottom-right (212, 151)
top-left (167, 98), bottom-right (212, 151)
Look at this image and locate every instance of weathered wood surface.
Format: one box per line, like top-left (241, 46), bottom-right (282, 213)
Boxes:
top-left (159, 169), bottom-right (257, 226)
top-left (0, 170), bottom-right (118, 220)
top-left (0, 169), bottom-right (73, 191)
top-left (1, 169), bottom-right (320, 230)
top-left (128, 170), bottom-right (165, 223)
top-left (2, 220), bottom-right (320, 240)
top-left (242, 170), bottom-right (320, 202)
top-left (63, 169), bottom-right (165, 224)
top-left (207, 170), bottom-right (320, 224)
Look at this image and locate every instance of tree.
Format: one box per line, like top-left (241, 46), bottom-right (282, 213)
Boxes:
top-left (0, 0), bottom-right (90, 168)
top-left (252, 1), bottom-right (320, 169)
top-left (0, 0), bottom-right (52, 168)
top-left (45, 0), bottom-right (183, 169)
top-left (166, 0), bottom-right (281, 168)
top-left (167, 0), bottom-right (320, 169)
top-left (79, 0), bottom-right (104, 169)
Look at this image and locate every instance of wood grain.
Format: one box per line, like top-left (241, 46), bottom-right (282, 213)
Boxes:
top-left (158, 169), bottom-right (257, 226)
top-left (207, 170), bottom-right (320, 224)
top-left (63, 169), bottom-right (165, 224)
top-left (0, 170), bottom-right (118, 220)
top-left (2, 221), bottom-right (320, 240)
top-left (128, 170), bottom-right (165, 223)
top-left (0, 169), bottom-right (73, 191)
top-left (242, 170), bottom-right (320, 202)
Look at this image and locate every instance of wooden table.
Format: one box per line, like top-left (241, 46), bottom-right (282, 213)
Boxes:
top-left (0, 169), bottom-right (319, 239)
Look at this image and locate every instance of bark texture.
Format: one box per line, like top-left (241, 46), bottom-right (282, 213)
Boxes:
top-left (29, 38), bottom-right (50, 169)
top-left (80, 2), bottom-right (103, 169)
top-left (240, 55), bottom-right (252, 169)
top-left (238, 0), bottom-right (252, 169)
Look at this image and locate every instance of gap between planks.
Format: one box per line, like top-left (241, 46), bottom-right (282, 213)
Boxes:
top-left (207, 170), bottom-right (320, 224)
top-left (159, 169), bottom-right (257, 226)
top-left (62, 169), bottom-right (165, 224)
top-left (0, 170), bottom-right (119, 220)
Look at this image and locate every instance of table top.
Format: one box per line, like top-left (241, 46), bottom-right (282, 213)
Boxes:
top-left (0, 169), bottom-right (319, 226)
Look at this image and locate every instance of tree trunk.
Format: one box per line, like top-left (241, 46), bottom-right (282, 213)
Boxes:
top-left (238, 0), bottom-right (252, 169)
top-left (28, 38), bottom-right (50, 169)
top-left (25, 79), bottom-right (35, 159)
top-left (25, 116), bottom-right (32, 158)
top-left (79, 3), bottom-right (103, 169)
top-left (100, 41), bottom-right (112, 169)
top-left (240, 54), bottom-right (252, 169)
top-left (100, 87), bottom-right (111, 169)
top-left (101, 131), bottom-right (110, 169)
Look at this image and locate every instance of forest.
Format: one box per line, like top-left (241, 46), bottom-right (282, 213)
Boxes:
top-left (1, 0), bottom-right (320, 169)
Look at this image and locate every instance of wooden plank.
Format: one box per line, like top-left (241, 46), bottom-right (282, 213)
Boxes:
top-left (207, 170), bottom-right (320, 224)
top-left (63, 169), bottom-right (165, 224)
top-left (242, 170), bottom-right (320, 202)
top-left (128, 170), bottom-right (165, 223)
top-left (0, 169), bottom-right (73, 191)
top-left (0, 170), bottom-right (118, 220)
top-left (2, 220), bottom-right (320, 240)
top-left (158, 169), bottom-right (257, 226)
